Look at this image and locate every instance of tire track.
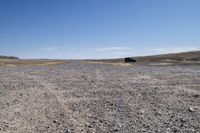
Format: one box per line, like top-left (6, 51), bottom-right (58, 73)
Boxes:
top-left (27, 74), bottom-right (87, 132)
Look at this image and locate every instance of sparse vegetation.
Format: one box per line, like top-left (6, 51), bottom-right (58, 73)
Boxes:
top-left (0, 59), bottom-right (67, 67)
top-left (0, 55), bottom-right (19, 59)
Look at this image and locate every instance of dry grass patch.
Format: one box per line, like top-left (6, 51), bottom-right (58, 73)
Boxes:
top-left (86, 61), bottom-right (133, 67)
top-left (0, 59), bottom-right (67, 67)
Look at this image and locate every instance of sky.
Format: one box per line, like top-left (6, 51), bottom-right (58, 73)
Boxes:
top-left (0, 0), bottom-right (200, 59)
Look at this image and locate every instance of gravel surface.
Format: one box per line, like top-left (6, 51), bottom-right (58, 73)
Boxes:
top-left (0, 61), bottom-right (200, 133)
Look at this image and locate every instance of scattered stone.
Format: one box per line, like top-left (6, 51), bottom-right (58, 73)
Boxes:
top-left (154, 87), bottom-right (158, 89)
top-left (86, 124), bottom-right (93, 128)
top-left (172, 128), bottom-right (179, 133)
top-left (113, 128), bottom-right (119, 132)
top-left (193, 94), bottom-right (199, 98)
top-left (66, 128), bottom-right (75, 133)
top-left (189, 106), bottom-right (199, 112)
top-left (155, 111), bottom-right (162, 116)
top-left (60, 113), bottom-right (64, 117)
top-left (1, 61), bottom-right (200, 132)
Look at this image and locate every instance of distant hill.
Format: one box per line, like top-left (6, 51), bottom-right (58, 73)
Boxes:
top-left (89, 51), bottom-right (200, 65)
top-left (0, 55), bottom-right (19, 60)
top-left (135, 51), bottom-right (200, 62)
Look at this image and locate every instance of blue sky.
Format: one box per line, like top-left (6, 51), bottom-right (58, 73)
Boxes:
top-left (0, 0), bottom-right (200, 59)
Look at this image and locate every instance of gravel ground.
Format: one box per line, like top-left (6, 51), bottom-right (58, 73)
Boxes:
top-left (0, 61), bottom-right (200, 133)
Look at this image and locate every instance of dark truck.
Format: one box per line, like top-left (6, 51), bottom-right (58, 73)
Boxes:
top-left (124, 57), bottom-right (136, 63)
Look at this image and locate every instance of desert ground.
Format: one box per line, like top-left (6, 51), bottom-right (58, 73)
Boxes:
top-left (0, 59), bottom-right (200, 133)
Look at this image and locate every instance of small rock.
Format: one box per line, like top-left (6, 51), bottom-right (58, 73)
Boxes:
top-left (86, 124), bottom-right (92, 128)
top-left (140, 109), bottom-right (145, 114)
top-left (194, 94), bottom-right (199, 98)
top-left (172, 128), bottom-right (179, 133)
top-left (66, 129), bottom-right (76, 133)
top-left (155, 111), bottom-right (162, 116)
top-left (189, 106), bottom-right (199, 112)
top-left (60, 113), bottom-right (64, 117)
top-left (113, 127), bottom-right (119, 132)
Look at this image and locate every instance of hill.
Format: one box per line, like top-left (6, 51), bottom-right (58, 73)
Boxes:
top-left (88, 51), bottom-right (200, 66)
top-left (0, 55), bottom-right (19, 60)
top-left (135, 51), bottom-right (200, 62)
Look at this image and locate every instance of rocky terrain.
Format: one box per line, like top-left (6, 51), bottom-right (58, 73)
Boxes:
top-left (0, 61), bottom-right (200, 133)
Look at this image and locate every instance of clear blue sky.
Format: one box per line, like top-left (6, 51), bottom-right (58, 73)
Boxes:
top-left (0, 0), bottom-right (200, 59)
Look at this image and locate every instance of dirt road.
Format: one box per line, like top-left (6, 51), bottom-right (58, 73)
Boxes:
top-left (0, 61), bottom-right (200, 132)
